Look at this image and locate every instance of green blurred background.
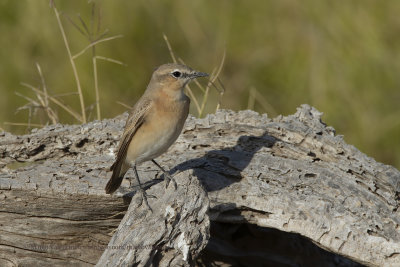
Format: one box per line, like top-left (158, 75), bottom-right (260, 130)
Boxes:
top-left (0, 0), bottom-right (399, 169)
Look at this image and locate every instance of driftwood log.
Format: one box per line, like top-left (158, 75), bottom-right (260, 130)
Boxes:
top-left (0, 105), bottom-right (399, 266)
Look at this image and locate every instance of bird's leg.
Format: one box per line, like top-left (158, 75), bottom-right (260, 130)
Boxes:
top-left (151, 159), bottom-right (177, 189)
top-left (133, 165), bottom-right (152, 212)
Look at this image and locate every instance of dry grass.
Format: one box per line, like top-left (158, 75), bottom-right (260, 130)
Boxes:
top-left (247, 87), bottom-right (277, 117)
top-left (13, 7), bottom-right (224, 132)
top-left (11, 63), bottom-right (61, 128)
top-left (163, 34), bottom-right (225, 118)
top-left (12, 1), bottom-right (124, 129)
top-left (52, 2), bottom-right (86, 123)
top-left (57, 1), bottom-right (124, 122)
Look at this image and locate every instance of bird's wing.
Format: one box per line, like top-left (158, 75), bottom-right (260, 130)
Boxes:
top-left (110, 98), bottom-right (153, 171)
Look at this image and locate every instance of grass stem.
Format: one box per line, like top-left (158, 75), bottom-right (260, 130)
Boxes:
top-left (53, 5), bottom-right (86, 123)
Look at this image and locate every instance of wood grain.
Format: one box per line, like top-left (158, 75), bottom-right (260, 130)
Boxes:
top-left (1, 105), bottom-right (399, 266)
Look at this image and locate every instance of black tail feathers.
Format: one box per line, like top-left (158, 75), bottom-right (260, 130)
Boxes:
top-left (105, 161), bottom-right (125, 194)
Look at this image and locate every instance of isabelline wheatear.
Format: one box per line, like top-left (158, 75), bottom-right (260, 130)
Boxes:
top-left (105, 63), bottom-right (208, 209)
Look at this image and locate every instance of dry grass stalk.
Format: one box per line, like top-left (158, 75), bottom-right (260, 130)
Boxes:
top-left (52, 3), bottom-right (86, 123)
top-left (116, 101), bottom-right (133, 110)
top-left (163, 34), bottom-right (226, 117)
top-left (247, 87), bottom-right (277, 117)
top-left (20, 83), bottom-right (82, 122)
top-left (67, 3), bottom-right (124, 121)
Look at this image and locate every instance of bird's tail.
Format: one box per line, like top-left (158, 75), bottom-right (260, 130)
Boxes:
top-left (105, 161), bottom-right (129, 194)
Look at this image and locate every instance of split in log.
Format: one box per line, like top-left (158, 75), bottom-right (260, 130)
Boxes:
top-left (0, 105), bottom-right (399, 266)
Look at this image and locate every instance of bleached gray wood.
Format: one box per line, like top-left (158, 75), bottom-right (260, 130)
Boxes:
top-left (0, 105), bottom-right (399, 266)
top-left (95, 171), bottom-right (209, 267)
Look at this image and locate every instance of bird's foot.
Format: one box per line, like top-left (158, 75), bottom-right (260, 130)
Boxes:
top-left (139, 188), bottom-right (154, 212)
top-left (129, 181), bottom-right (155, 212)
top-left (164, 173), bottom-right (177, 190)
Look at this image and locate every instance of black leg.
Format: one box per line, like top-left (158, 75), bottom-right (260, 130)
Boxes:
top-left (133, 165), bottom-right (152, 212)
top-left (151, 159), bottom-right (177, 189)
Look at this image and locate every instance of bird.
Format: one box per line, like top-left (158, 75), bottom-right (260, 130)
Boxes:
top-left (105, 63), bottom-right (208, 209)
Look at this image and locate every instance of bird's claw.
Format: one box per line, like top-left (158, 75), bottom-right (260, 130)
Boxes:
top-left (164, 173), bottom-right (177, 190)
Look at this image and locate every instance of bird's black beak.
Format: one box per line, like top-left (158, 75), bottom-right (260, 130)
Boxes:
top-left (191, 71), bottom-right (209, 78)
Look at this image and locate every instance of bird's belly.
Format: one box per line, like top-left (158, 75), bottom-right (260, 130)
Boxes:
top-left (136, 127), bottom-right (180, 162)
top-left (126, 101), bottom-right (189, 165)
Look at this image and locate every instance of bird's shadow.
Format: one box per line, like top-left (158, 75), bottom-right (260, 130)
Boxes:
top-left (124, 130), bottom-right (278, 198)
top-left (169, 131), bottom-right (279, 192)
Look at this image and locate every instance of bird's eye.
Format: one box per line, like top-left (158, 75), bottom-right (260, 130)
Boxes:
top-left (172, 71), bottom-right (182, 78)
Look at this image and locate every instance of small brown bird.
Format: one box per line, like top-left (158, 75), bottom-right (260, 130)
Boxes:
top-left (105, 63), bottom-right (208, 208)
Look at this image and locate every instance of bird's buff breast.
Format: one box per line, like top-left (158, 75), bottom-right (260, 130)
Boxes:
top-left (126, 98), bottom-right (189, 165)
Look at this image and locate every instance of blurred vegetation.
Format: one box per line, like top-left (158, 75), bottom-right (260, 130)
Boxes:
top-left (0, 0), bottom-right (399, 169)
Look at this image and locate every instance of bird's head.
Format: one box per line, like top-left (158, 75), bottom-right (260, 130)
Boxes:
top-left (148, 63), bottom-right (208, 92)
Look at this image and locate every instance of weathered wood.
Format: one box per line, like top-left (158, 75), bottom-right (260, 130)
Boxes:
top-left (1, 105), bottom-right (399, 266)
top-left (96, 171), bottom-right (209, 266)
